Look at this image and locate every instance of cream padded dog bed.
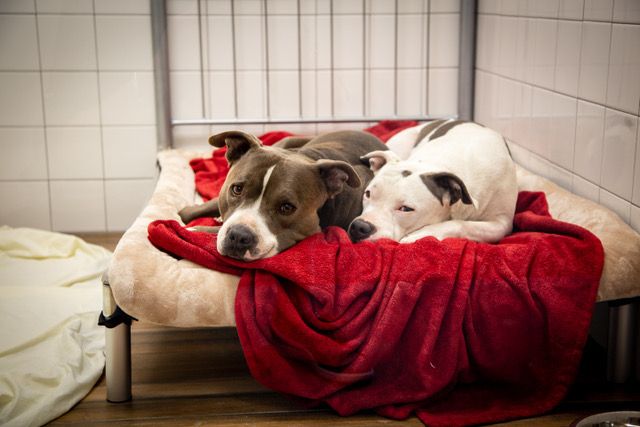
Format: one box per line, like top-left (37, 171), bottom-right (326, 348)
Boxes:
top-left (107, 150), bottom-right (640, 328)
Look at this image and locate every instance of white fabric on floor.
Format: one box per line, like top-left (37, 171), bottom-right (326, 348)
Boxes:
top-left (0, 226), bottom-right (111, 427)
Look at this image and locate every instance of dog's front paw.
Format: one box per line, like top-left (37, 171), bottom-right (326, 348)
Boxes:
top-left (400, 232), bottom-right (438, 244)
top-left (178, 206), bottom-right (198, 224)
top-left (400, 225), bottom-right (447, 243)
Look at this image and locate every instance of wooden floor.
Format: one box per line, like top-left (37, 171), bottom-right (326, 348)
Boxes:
top-left (50, 234), bottom-right (640, 426)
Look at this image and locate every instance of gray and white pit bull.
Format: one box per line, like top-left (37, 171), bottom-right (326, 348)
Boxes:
top-left (179, 130), bottom-right (387, 261)
top-left (348, 120), bottom-right (518, 244)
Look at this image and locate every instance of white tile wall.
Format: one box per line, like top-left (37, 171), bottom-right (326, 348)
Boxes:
top-left (38, 15), bottom-right (97, 70)
top-left (94, 0), bottom-right (150, 15)
top-left (0, 73), bottom-right (44, 126)
top-left (0, 1), bottom-right (35, 13)
top-left (600, 109), bottom-right (637, 200)
top-left (104, 179), bottom-right (156, 231)
top-left (36, 0), bottom-right (93, 14)
top-left (613, 0), bottom-right (640, 24)
top-left (169, 0), bottom-right (460, 148)
top-left (429, 13), bottom-right (460, 68)
top-left (46, 127), bottom-right (103, 179)
top-left (634, 125), bottom-right (640, 205)
top-left (0, 2), bottom-right (157, 232)
top-left (583, 0), bottom-right (613, 21)
top-left (0, 15), bottom-right (39, 70)
top-left (578, 22), bottom-right (611, 104)
top-left (50, 180), bottom-right (106, 232)
top-left (574, 100), bottom-right (605, 183)
top-left (42, 72), bottom-right (101, 125)
top-left (428, 68), bottom-right (459, 117)
top-left (99, 71), bottom-right (156, 125)
top-left (559, 0), bottom-right (584, 20)
top-left (606, 24), bottom-right (640, 114)
top-left (554, 20), bottom-right (582, 96)
top-left (168, 15), bottom-right (201, 70)
top-left (96, 15), bottom-right (153, 70)
top-left (476, 0), bottom-right (640, 233)
top-left (102, 126), bottom-right (157, 178)
top-left (0, 182), bottom-right (51, 230)
top-left (0, 128), bottom-right (48, 180)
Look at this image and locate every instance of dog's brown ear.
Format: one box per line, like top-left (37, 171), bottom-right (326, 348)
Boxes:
top-left (316, 159), bottom-right (362, 198)
top-left (420, 172), bottom-right (474, 207)
top-left (360, 150), bottom-right (400, 174)
top-left (208, 131), bottom-right (262, 164)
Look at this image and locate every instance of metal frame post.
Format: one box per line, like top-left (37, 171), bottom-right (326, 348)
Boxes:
top-left (151, 0), bottom-right (173, 150)
top-left (102, 277), bottom-right (132, 402)
top-left (458, 0), bottom-right (477, 121)
top-left (607, 299), bottom-right (639, 383)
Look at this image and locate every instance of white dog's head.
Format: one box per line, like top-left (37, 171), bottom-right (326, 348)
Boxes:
top-left (348, 150), bottom-right (475, 242)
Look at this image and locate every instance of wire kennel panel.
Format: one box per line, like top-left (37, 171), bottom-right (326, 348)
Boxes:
top-left (152, 0), bottom-right (475, 148)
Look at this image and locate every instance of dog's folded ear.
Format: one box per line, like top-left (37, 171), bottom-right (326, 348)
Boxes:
top-left (316, 159), bottom-right (362, 198)
top-left (208, 131), bottom-right (263, 164)
top-left (360, 150), bottom-right (400, 173)
top-left (420, 172), bottom-right (475, 207)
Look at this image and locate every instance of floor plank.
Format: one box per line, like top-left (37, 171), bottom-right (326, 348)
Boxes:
top-left (52, 233), bottom-right (639, 426)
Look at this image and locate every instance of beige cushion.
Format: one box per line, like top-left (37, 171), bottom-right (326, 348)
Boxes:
top-left (108, 150), bottom-right (640, 328)
top-left (108, 150), bottom-right (239, 327)
top-left (517, 165), bottom-right (640, 302)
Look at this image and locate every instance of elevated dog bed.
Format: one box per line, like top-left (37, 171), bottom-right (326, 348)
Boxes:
top-left (105, 126), bottom-right (640, 425)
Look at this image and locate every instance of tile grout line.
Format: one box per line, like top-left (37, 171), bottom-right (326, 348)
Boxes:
top-left (393, 0), bottom-right (398, 116)
top-left (425, 0), bottom-right (431, 117)
top-left (629, 116), bottom-right (640, 210)
top-left (33, 0), bottom-right (53, 231)
top-left (477, 11), bottom-right (640, 25)
top-left (297, 0), bottom-right (303, 119)
top-left (569, 6), bottom-right (586, 187)
top-left (262, 0), bottom-right (271, 119)
top-left (361, 0), bottom-right (366, 117)
top-left (329, 0), bottom-right (334, 118)
top-left (597, 21), bottom-right (615, 204)
top-left (420, 0), bottom-right (426, 117)
top-left (196, 0), bottom-right (206, 118)
top-left (230, 0), bottom-right (239, 119)
top-left (92, 0), bottom-right (108, 232)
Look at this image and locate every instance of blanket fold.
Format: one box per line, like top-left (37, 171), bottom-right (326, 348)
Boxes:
top-left (147, 123), bottom-right (604, 425)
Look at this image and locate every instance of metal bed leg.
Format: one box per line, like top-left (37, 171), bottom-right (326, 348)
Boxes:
top-left (607, 299), bottom-right (639, 383)
top-left (100, 274), bottom-right (133, 402)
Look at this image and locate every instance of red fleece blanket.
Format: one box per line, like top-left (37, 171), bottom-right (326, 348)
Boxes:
top-left (149, 123), bottom-right (604, 426)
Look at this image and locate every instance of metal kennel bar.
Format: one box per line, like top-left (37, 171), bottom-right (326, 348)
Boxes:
top-left (151, 0), bottom-right (173, 150)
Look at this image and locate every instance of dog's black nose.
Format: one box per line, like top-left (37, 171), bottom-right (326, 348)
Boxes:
top-left (224, 225), bottom-right (257, 257)
top-left (349, 219), bottom-right (376, 242)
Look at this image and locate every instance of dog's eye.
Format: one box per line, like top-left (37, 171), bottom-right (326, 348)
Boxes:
top-left (398, 205), bottom-right (414, 212)
top-left (278, 203), bottom-right (296, 216)
top-left (364, 190), bottom-right (371, 199)
top-left (230, 184), bottom-right (243, 196)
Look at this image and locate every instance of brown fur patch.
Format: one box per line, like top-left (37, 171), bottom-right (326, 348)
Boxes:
top-left (429, 120), bottom-right (467, 141)
top-left (414, 119), bottom-right (447, 147)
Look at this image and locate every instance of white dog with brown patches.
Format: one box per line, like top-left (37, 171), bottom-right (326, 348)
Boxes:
top-left (348, 119), bottom-right (518, 244)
